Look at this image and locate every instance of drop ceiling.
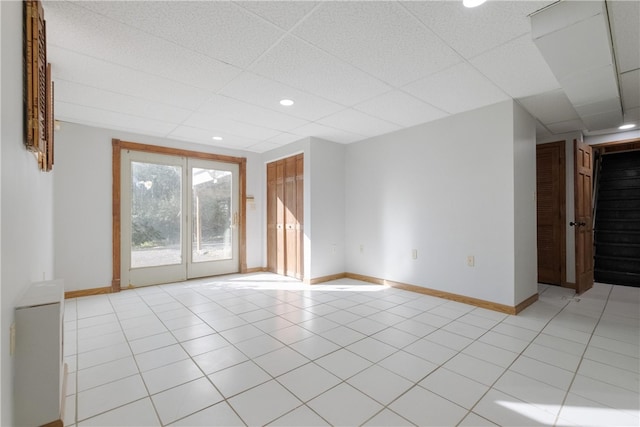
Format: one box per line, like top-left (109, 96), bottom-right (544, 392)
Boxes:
top-left (44, 0), bottom-right (640, 153)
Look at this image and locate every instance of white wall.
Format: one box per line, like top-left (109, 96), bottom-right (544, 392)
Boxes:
top-left (513, 102), bottom-right (538, 303)
top-left (309, 138), bottom-right (345, 278)
top-left (54, 123), bottom-right (263, 291)
top-left (346, 101), bottom-right (536, 307)
top-left (1, 1), bottom-right (56, 423)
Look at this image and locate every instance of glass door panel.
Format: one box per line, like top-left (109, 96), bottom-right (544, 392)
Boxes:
top-left (131, 161), bottom-right (182, 268)
top-left (187, 159), bottom-right (239, 278)
top-left (121, 151), bottom-right (187, 287)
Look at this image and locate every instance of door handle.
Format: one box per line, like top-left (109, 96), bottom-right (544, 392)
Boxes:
top-left (569, 221), bottom-right (586, 227)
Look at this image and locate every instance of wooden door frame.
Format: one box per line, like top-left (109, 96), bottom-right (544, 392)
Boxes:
top-left (112, 139), bottom-right (247, 292)
top-left (536, 141), bottom-right (567, 287)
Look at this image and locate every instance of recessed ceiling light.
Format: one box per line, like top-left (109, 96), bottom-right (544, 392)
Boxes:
top-left (212, 136), bottom-right (223, 141)
top-left (618, 124), bottom-right (636, 130)
top-left (279, 99), bottom-right (294, 107)
top-left (463, 0), bottom-right (487, 7)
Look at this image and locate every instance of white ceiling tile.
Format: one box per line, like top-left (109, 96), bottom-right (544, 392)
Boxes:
top-left (168, 126), bottom-right (259, 150)
top-left (220, 73), bottom-right (345, 122)
top-left (246, 141), bottom-right (284, 154)
top-left (49, 47), bottom-right (212, 110)
top-left (534, 14), bottom-right (614, 82)
top-left (71, 1), bottom-right (284, 68)
top-left (546, 119), bottom-right (586, 134)
top-left (518, 89), bottom-right (580, 124)
top-left (471, 34), bottom-right (560, 98)
top-left (234, 1), bottom-right (319, 30)
top-left (620, 70), bottom-right (640, 110)
top-left (292, 122), bottom-right (365, 144)
top-left (293, 2), bottom-right (461, 86)
top-left (582, 109), bottom-right (623, 131)
top-left (55, 101), bottom-right (177, 137)
top-left (355, 90), bottom-right (448, 128)
top-left (182, 112), bottom-right (281, 141)
top-left (266, 133), bottom-right (305, 146)
top-left (54, 80), bottom-right (192, 124)
top-left (402, 1), bottom-right (555, 59)
top-left (530, 0), bottom-right (603, 40)
top-left (317, 109), bottom-right (402, 138)
top-left (403, 63), bottom-right (509, 115)
top-left (196, 96), bottom-right (309, 133)
top-left (44, 1), bottom-right (241, 92)
top-left (250, 36), bottom-right (391, 105)
top-left (559, 64), bottom-right (620, 107)
top-left (602, 0), bottom-right (640, 73)
top-left (624, 107), bottom-right (640, 123)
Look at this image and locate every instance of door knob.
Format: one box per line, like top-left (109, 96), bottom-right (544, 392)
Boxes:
top-left (570, 221), bottom-right (586, 227)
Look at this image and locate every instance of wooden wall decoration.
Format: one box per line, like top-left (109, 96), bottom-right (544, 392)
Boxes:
top-left (24, 0), bottom-right (54, 171)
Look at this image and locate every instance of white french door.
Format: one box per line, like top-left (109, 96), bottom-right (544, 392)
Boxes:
top-left (121, 150), bottom-right (239, 287)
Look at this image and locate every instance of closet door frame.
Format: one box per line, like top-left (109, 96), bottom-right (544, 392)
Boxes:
top-left (112, 139), bottom-right (247, 292)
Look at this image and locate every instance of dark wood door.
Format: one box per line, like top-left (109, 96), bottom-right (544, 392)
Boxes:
top-left (574, 139), bottom-right (594, 293)
top-left (536, 141), bottom-right (566, 285)
top-left (266, 154), bottom-right (303, 280)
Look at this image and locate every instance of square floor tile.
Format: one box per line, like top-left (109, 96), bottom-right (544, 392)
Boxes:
top-left (389, 385), bottom-right (467, 426)
top-left (135, 344), bottom-right (188, 372)
top-left (269, 324), bottom-right (315, 345)
top-left (570, 374), bottom-right (640, 412)
top-left (254, 346), bottom-right (309, 377)
top-left (129, 332), bottom-right (177, 355)
top-left (78, 398), bottom-right (160, 426)
top-left (370, 327), bottom-right (419, 349)
top-left (235, 334), bottom-right (285, 358)
top-left (277, 362), bottom-right (341, 402)
top-left (77, 375), bottom-right (148, 421)
top-left (181, 333), bottom-right (228, 357)
top-left (478, 330), bottom-right (530, 353)
top-left (558, 392), bottom-right (640, 427)
top-left (509, 355), bottom-right (574, 391)
top-left (319, 325), bottom-right (366, 347)
top-left (229, 380), bottom-right (302, 426)
top-left (473, 389), bottom-right (557, 426)
top-left (152, 377), bottom-right (224, 425)
top-left (220, 324), bottom-right (264, 344)
top-left (420, 368), bottom-right (488, 409)
top-left (308, 383), bottom-right (383, 426)
top-left (252, 316), bottom-right (295, 333)
top-left (523, 343), bottom-right (581, 372)
top-left (346, 337), bottom-right (397, 363)
top-left (315, 349), bottom-right (372, 380)
top-left (443, 320), bottom-right (487, 339)
top-left (64, 395), bottom-right (76, 426)
top-left (578, 358), bottom-right (639, 392)
top-left (193, 345), bottom-right (248, 374)
top-left (458, 412), bottom-right (499, 426)
top-left (443, 353), bottom-right (505, 386)
top-left (493, 370), bottom-right (566, 416)
top-left (347, 364), bottom-right (413, 405)
top-left (462, 341), bottom-right (519, 368)
top-left (77, 357), bottom-right (138, 392)
top-left (362, 409), bottom-right (413, 426)
top-left (378, 350), bottom-right (437, 382)
top-left (299, 317), bottom-right (340, 334)
top-left (425, 329), bottom-right (473, 351)
top-left (142, 358), bottom-right (203, 394)
top-left (403, 338), bottom-right (458, 365)
top-left (169, 401), bottom-right (244, 426)
top-left (268, 405), bottom-right (329, 426)
top-left (208, 360), bottom-right (271, 398)
top-left (289, 335), bottom-right (340, 360)
top-left (412, 312), bottom-right (451, 328)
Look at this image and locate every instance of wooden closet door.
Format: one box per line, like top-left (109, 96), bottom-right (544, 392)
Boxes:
top-left (295, 154), bottom-right (304, 280)
top-left (266, 162), bottom-right (277, 273)
top-left (285, 156), bottom-right (298, 278)
top-left (276, 160), bottom-right (285, 275)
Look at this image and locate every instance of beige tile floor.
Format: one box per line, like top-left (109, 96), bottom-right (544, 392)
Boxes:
top-left (62, 273), bottom-right (640, 426)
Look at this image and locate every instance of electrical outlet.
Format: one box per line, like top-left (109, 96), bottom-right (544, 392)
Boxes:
top-left (10, 323), bottom-right (16, 356)
top-left (467, 255), bottom-right (475, 267)
top-left (332, 244), bottom-right (337, 254)
top-left (412, 249), bottom-right (418, 260)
